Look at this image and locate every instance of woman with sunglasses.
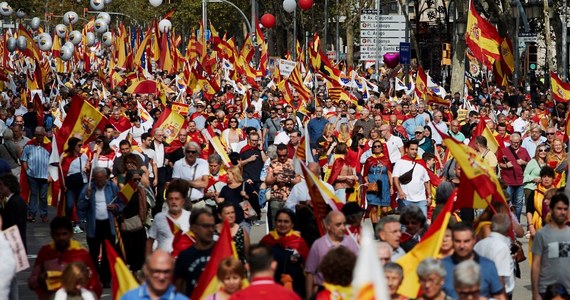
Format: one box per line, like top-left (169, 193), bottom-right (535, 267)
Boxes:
top-left (523, 143), bottom-right (548, 200)
top-left (119, 170), bottom-right (148, 273)
top-left (363, 140), bottom-right (392, 227)
top-left (92, 136), bottom-right (115, 175)
top-left (222, 117), bottom-right (244, 153)
top-left (546, 138), bottom-right (568, 188)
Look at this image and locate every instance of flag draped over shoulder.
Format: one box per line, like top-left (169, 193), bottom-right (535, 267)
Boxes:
top-left (465, 1), bottom-right (502, 68)
top-left (55, 95), bottom-right (112, 153)
top-left (396, 192), bottom-right (455, 298)
top-left (104, 240), bottom-right (139, 299)
top-left (550, 71), bottom-right (570, 102)
top-left (191, 220), bottom-right (238, 300)
top-left (441, 130), bottom-right (507, 209)
top-left (352, 227), bottom-right (390, 299)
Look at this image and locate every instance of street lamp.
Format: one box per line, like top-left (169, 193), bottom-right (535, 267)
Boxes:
top-left (283, 0), bottom-right (297, 60)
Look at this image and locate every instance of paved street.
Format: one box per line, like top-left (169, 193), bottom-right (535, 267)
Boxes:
top-left (17, 207), bottom-right (532, 299)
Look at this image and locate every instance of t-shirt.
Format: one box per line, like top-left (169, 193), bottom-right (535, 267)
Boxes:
top-left (218, 183), bottom-right (256, 224)
top-left (175, 246), bottom-right (213, 296)
top-left (441, 254), bottom-right (504, 299)
top-left (474, 232), bottom-right (515, 294)
top-left (392, 159), bottom-right (429, 202)
top-left (531, 224), bottom-right (570, 293)
top-left (148, 210), bottom-right (191, 253)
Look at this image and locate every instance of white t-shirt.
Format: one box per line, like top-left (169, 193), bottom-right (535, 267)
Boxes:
top-left (474, 232), bottom-right (515, 294)
top-left (285, 180), bottom-right (335, 212)
top-left (392, 159), bottom-right (429, 202)
top-left (148, 210), bottom-right (191, 253)
top-left (142, 148), bottom-right (157, 178)
top-left (172, 158), bottom-right (209, 200)
top-left (386, 135), bottom-right (404, 163)
top-left (512, 117), bottom-right (528, 134)
top-left (94, 188), bottom-right (108, 220)
top-left (274, 131), bottom-right (290, 146)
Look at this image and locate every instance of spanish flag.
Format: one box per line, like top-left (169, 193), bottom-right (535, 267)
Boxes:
top-left (415, 66), bottom-right (428, 100)
top-left (201, 128), bottom-right (232, 168)
top-left (425, 89), bottom-right (451, 107)
top-left (301, 162), bottom-right (344, 235)
top-left (118, 181), bottom-right (137, 204)
top-left (550, 71), bottom-right (570, 102)
top-left (167, 216), bottom-right (195, 258)
top-left (151, 107), bottom-right (186, 144)
top-left (190, 220), bottom-right (238, 300)
top-left (396, 191), bottom-right (455, 298)
top-left (104, 240), bottom-right (139, 299)
top-left (54, 95), bottom-right (112, 153)
top-left (441, 130), bottom-right (507, 209)
top-left (468, 117), bottom-right (501, 153)
top-left (171, 101), bottom-right (190, 116)
top-left (465, 1), bottom-right (501, 68)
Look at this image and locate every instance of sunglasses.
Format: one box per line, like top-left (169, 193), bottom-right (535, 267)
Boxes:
top-left (373, 145), bottom-right (382, 148)
top-left (185, 150), bottom-right (198, 154)
top-left (547, 132), bottom-right (556, 135)
top-left (538, 149), bottom-right (548, 152)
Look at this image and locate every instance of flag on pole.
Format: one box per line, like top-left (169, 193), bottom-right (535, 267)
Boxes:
top-left (550, 71), bottom-right (570, 102)
top-left (465, 1), bottom-right (502, 68)
top-left (151, 107), bottom-right (186, 144)
top-left (352, 226), bottom-right (391, 299)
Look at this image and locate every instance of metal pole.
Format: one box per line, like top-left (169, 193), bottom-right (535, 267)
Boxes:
top-left (293, 8), bottom-right (297, 60)
top-left (404, 0), bottom-right (409, 86)
top-left (376, 0), bottom-right (380, 75)
top-left (335, 0), bottom-right (339, 62)
top-left (514, 10), bottom-right (519, 88)
top-left (305, 30), bottom-right (309, 65)
top-left (205, 0), bottom-right (253, 34)
top-left (324, 0), bottom-right (328, 50)
top-left (251, 0), bottom-right (257, 66)
top-left (202, 0), bottom-right (207, 40)
top-left (562, 0), bottom-right (568, 81)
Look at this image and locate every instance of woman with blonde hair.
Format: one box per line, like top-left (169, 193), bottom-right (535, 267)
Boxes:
top-left (217, 166), bottom-right (259, 233)
top-left (316, 123), bottom-right (338, 167)
top-left (52, 262), bottom-right (97, 300)
top-left (546, 138), bottom-right (567, 188)
top-left (336, 123), bottom-right (352, 147)
top-left (205, 257), bottom-right (246, 300)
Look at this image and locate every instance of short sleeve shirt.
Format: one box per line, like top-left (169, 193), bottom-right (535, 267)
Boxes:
top-left (147, 210), bottom-right (191, 253)
top-left (531, 224), bottom-right (570, 293)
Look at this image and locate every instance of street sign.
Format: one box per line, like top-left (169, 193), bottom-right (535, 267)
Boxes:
top-left (518, 32), bottom-right (537, 43)
top-left (359, 13), bottom-right (406, 61)
top-left (196, 29), bottom-right (212, 41)
top-left (400, 42), bottom-right (411, 64)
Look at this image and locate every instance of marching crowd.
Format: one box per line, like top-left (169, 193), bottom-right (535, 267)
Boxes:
top-left (0, 70), bottom-right (568, 300)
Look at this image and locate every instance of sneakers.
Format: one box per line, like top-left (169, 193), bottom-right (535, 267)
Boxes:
top-left (73, 225), bottom-right (83, 234)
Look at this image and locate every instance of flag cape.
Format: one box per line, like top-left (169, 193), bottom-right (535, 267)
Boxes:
top-left (550, 71), bottom-right (570, 103)
top-left (396, 191), bottom-right (455, 298)
top-left (201, 128), bottom-right (232, 168)
top-left (104, 240), bottom-right (139, 299)
top-left (190, 220), bottom-right (238, 300)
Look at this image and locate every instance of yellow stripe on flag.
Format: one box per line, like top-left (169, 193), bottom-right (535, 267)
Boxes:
top-left (104, 240), bottom-right (139, 299)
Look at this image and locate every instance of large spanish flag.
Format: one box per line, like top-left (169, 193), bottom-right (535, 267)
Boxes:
top-left (151, 107), bottom-right (186, 144)
top-left (190, 220), bottom-right (239, 300)
top-left (55, 95), bottom-right (112, 153)
top-left (465, 1), bottom-right (501, 68)
top-left (469, 117), bottom-right (501, 153)
top-left (550, 71), bottom-right (570, 102)
top-left (396, 192), bottom-right (455, 298)
top-left (309, 47), bottom-right (341, 86)
top-left (301, 162), bottom-right (344, 235)
top-left (441, 130), bottom-right (508, 209)
top-left (104, 240), bottom-right (139, 299)
top-left (415, 67), bottom-right (428, 100)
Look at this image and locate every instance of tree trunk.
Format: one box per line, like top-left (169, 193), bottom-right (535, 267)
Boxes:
top-left (346, 20), bottom-right (354, 66)
top-left (450, 38), bottom-right (466, 95)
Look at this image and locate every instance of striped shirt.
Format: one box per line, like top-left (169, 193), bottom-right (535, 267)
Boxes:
top-left (21, 143), bottom-right (50, 179)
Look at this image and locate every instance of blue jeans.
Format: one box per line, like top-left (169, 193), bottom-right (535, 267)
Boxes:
top-left (258, 188), bottom-right (268, 208)
top-left (28, 177), bottom-right (48, 218)
top-left (399, 199), bottom-right (428, 218)
top-left (507, 185), bottom-right (524, 222)
top-left (65, 183), bottom-right (86, 221)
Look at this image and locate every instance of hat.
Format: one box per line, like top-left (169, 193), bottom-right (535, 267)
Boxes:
top-left (348, 108), bottom-right (356, 114)
top-left (415, 126), bottom-right (424, 133)
top-left (195, 100), bottom-right (205, 106)
top-left (341, 202), bottom-right (364, 217)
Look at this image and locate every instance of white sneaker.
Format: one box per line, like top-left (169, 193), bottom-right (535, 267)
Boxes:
top-left (73, 225), bottom-right (83, 234)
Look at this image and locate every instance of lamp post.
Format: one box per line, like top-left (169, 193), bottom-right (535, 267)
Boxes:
top-left (455, 19), bottom-right (466, 98)
top-left (283, 0), bottom-right (297, 60)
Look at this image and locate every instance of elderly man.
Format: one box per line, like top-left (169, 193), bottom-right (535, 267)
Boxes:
top-left (448, 119), bottom-right (466, 143)
top-left (21, 126), bottom-right (51, 223)
top-left (521, 124), bottom-right (547, 157)
top-left (428, 110), bottom-right (448, 145)
top-left (354, 108), bottom-right (375, 137)
top-left (172, 142), bottom-right (209, 209)
top-left (78, 167), bottom-right (123, 289)
top-left (377, 216), bottom-right (405, 260)
top-left (305, 210), bottom-right (359, 298)
top-left (497, 132), bottom-right (530, 221)
top-left (402, 105), bottom-right (425, 137)
top-left (380, 124), bottom-right (404, 164)
top-left (151, 128), bottom-right (170, 216)
top-left (121, 250), bottom-right (188, 299)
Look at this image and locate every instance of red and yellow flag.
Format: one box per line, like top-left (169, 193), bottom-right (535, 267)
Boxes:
top-left (396, 192), bottom-right (455, 298)
top-left (550, 71), bottom-right (570, 102)
top-left (415, 66), bottom-right (428, 100)
top-left (151, 107), bottom-right (186, 144)
top-left (104, 240), bottom-right (139, 299)
top-left (55, 95), bottom-right (112, 153)
top-left (469, 117), bottom-right (500, 153)
top-left (118, 181), bottom-right (137, 204)
top-left (328, 87), bottom-right (358, 107)
top-left (191, 220), bottom-right (238, 300)
top-left (441, 131), bottom-right (507, 209)
top-left (309, 48), bottom-right (341, 86)
top-left (171, 102), bottom-right (189, 116)
top-left (465, 1), bottom-right (501, 68)
top-left (287, 62), bottom-right (312, 102)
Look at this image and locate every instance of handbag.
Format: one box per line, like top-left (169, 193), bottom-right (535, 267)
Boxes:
top-left (240, 183), bottom-right (258, 219)
top-left (366, 182), bottom-right (379, 193)
top-left (122, 215), bottom-right (143, 232)
top-left (398, 163), bottom-right (416, 185)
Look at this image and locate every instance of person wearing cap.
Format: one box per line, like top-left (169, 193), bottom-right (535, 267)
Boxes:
top-left (238, 106), bottom-right (261, 137)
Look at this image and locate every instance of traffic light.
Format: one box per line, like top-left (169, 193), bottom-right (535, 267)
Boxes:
top-left (528, 44), bottom-right (538, 71)
top-left (441, 43), bottom-right (451, 66)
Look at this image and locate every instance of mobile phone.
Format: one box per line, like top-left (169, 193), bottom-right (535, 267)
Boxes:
top-left (502, 157), bottom-right (509, 163)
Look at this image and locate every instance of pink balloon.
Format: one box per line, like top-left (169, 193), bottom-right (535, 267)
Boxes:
top-left (383, 52), bottom-right (400, 68)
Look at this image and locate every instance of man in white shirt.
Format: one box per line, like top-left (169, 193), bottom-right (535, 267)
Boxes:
top-left (521, 124), bottom-right (547, 157)
top-left (172, 141), bottom-right (209, 209)
top-left (474, 213), bottom-right (515, 297)
top-left (428, 110), bottom-right (448, 145)
top-left (380, 124), bottom-right (404, 164)
top-left (392, 140), bottom-right (430, 217)
top-left (146, 179), bottom-right (191, 256)
top-left (512, 109), bottom-right (530, 134)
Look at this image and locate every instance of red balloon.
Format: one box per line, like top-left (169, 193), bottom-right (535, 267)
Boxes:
top-left (298, 0), bottom-right (313, 10)
top-left (260, 13), bottom-right (276, 28)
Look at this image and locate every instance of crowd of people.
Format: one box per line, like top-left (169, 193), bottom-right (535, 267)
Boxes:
top-left (0, 68), bottom-right (568, 300)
